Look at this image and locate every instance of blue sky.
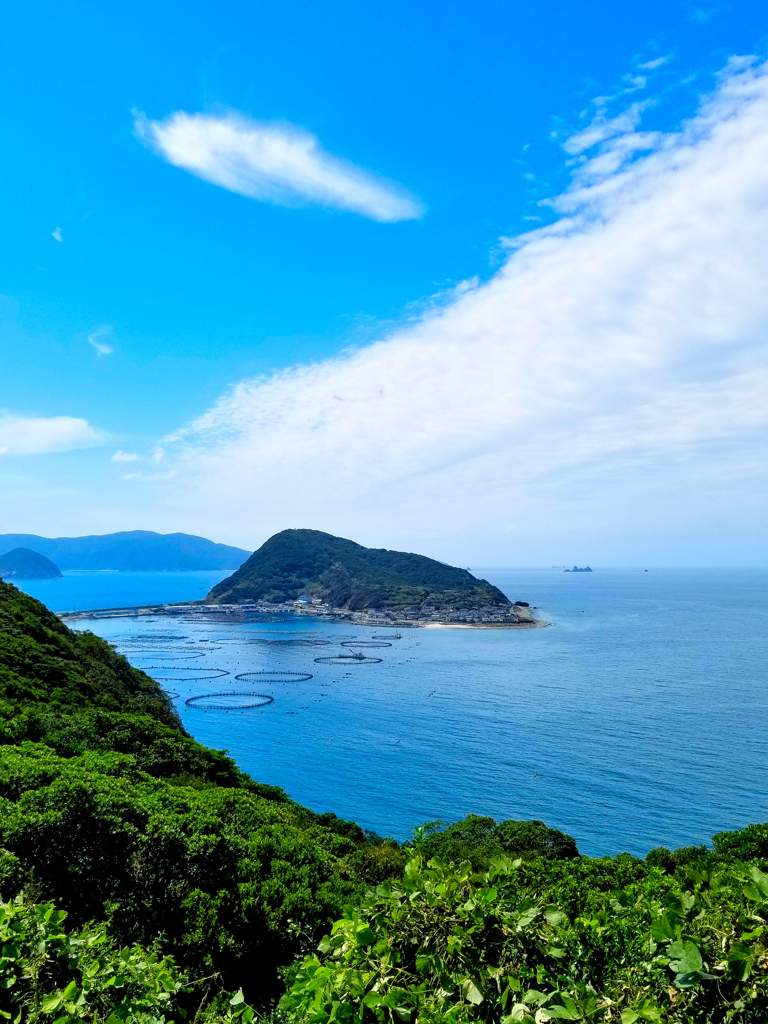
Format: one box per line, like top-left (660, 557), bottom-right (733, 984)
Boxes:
top-left (2, 0), bottom-right (768, 564)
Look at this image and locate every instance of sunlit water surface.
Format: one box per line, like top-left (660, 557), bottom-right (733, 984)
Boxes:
top-left (29, 566), bottom-right (767, 857)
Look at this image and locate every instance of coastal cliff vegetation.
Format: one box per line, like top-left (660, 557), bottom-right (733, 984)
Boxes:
top-left (1, 578), bottom-right (767, 1022)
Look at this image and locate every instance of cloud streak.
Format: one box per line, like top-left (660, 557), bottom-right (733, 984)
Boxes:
top-left (0, 414), bottom-right (104, 456)
top-left (136, 110), bottom-right (424, 222)
top-left (153, 58), bottom-right (768, 560)
top-left (88, 325), bottom-right (116, 356)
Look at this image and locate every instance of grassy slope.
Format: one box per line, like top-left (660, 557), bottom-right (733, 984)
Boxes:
top-left (208, 529), bottom-right (511, 610)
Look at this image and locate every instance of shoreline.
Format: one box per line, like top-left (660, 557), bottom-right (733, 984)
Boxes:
top-left (424, 619), bottom-right (550, 629)
top-left (57, 603), bottom-right (549, 629)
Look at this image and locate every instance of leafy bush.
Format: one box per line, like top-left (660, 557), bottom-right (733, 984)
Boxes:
top-left (415, 816), bottom-right (578, 869)
top-left (282, 853), bottom-right (768, 1023)
top-left (0, 896), bottom-right (192, 1023)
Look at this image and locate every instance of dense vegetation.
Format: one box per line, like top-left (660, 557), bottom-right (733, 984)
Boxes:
top-left (208, 530), bottom-right (511, 611)
top-left (0, 579), bottom-right (402, 1012)
top-left (2, 576), bottom-right (768, 1022)
top-left (0, 531), bottom-right (250, 571)
top-left (284, 838), bottom-right (768, 1023)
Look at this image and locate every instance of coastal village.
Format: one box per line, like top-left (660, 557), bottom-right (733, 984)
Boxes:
top-left (60, 595), bottom-right (535, 625)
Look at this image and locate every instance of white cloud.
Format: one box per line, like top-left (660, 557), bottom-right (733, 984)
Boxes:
top-left (52, 227), bottom-right (62, 242)
top-left (135, 110), bottom-right (424, 222)
top-left (152, 58), bottom-right (768, 561)
top-left (563, 101), bottom-right (650, 154)
top-left (112, 450), bottom-right (141, 462)
top-left (88, 325), bottom-right (115, 356)
top-left (639, 56), bottom-right (670, 71)
top-left (122, 470), bottom-right (176, 481)
top-left (0, 414), bottom-right (104, 455)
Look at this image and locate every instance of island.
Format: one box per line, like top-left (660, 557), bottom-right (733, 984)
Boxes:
top-left (564, 565), bottom-right (592, 572)
top-left (0, 546), bottom-right (63, 579)
top-left (0, 530), bottom-right (250, 570)
top-left (204, 528), bottom-right (538, 626)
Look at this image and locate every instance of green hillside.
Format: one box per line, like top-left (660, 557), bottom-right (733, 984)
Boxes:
top-left (0, 577), bottom-right (403, 1008)
top-left (208, 529), bottom-right (512, 610)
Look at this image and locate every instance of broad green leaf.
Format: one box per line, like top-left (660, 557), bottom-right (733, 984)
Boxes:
top-left (620, 1012), bottom-right (639, 1024)
top-left (748, 865), bottom-right (768, 899)
top-left (40, 994), bottom-right (63, 1014)
top-left (230, 989), bottom-right (245, 1006)
top-left (650, 914), bottom-right (675, 943)
top-left (544, 907), bottom-right (567, 927)
top-left (462, 978), bottom-right (483, 1004)
top-left (542, 1006), bottom-right (581, 1020)
top-left (669, 939), bottom-right (702, 975)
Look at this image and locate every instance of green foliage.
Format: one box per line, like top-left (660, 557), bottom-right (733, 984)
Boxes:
top-left (282, 853), bottom-right (768, 1023)
top-left (0, 895), bottom-right (203, 1023)
top-left (207, 529), bottom-right (510, 611)
top-left (0, 581), bottom-right (403, 1003)
top-left (0, 742), bottom-right (373, 1001)
top-left (414, 816), bottom-right (578, 869)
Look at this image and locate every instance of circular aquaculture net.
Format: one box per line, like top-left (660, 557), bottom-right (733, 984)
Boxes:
top-left (149, 668), bottom-right (230, 681)
top-left (340, 640), bottom-right (391, 648)
top-left (314, 655), bottom-right (382, 665)
top-left (186, 692), bottom-right (274, 710)
top-left (162, 691), bottom-right (180, 699)
top-left (234, 671), bottom-right (313, 682)
top-left (118, 634), bottom-right (187, 642)
top-left (132, 651), bottom-right (207, 661)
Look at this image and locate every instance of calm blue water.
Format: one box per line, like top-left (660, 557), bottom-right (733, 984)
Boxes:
top-left (53, 567), bottom-right (768, 857)
top-left (15, 569), bottom-right (231, 612)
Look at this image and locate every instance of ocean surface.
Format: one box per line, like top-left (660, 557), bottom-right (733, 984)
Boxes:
top-left (18, 567), bottom-right (768, 858)
top-left (16, 569), bottom-right (232, 612)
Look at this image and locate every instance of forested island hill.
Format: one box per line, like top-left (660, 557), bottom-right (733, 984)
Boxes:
top-left (206, 528), bottom-right (534, 625)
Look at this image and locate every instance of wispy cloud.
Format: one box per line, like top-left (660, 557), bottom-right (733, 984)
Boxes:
top-left (88, 325), bottom-right (115, 356)
top-left (150, 57), bottom-right (768, 560)
top-left (135, 110), bottom-right (424, 222)
top-left (52, 227), bottom-right (62, 242)
top-left (122, 470), bottom-right (176, 481)
top-left (112, 450), bottom-right (141, 462)
top-left (0, 413), bottom-right (104, 455)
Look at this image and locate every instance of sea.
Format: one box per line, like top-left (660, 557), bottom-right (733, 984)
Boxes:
top-left (15, 567), bottom-right (768, 858)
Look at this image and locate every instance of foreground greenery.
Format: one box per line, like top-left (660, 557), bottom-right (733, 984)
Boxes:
top-left (2, 578), bottom-right (768, 1022)
top-left (283, 838), bottom-right (768, 1023)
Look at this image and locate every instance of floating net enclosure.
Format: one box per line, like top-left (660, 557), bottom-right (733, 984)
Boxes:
top-left (186, 692), bottom-right (274, 710)
top-left (243, 637), bottom-right (332, 648)
top-left (118, 634), bottom-right (188, 642)
top-left (149, 668), bottom-right (230, 681)
top-left (162, 691), bottom-right (180, 699)
top-left (340, 640), bottom-right (391, 648)
top-left (234, 671), bottom-right (313, 682)
top-left (314, 654), bottom-right (382, 665)
top-left (133, 651), bottom-right (206, 661)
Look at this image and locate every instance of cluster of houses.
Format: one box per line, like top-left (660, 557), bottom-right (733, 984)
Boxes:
top-left (163, 595), bottom-right (533, 626)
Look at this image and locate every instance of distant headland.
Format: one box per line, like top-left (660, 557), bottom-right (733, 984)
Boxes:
top-left (0, 531), bottom-right (250, 571)
top-left (0, 547), bottom-right (63, 580)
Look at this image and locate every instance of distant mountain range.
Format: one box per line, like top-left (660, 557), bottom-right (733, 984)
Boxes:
top-left (0, 547), bottom-right (63, 580)
top-left (208, 528), bottom-right (512, 611)
top-left (0, 531), bottom-right (250, 571)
